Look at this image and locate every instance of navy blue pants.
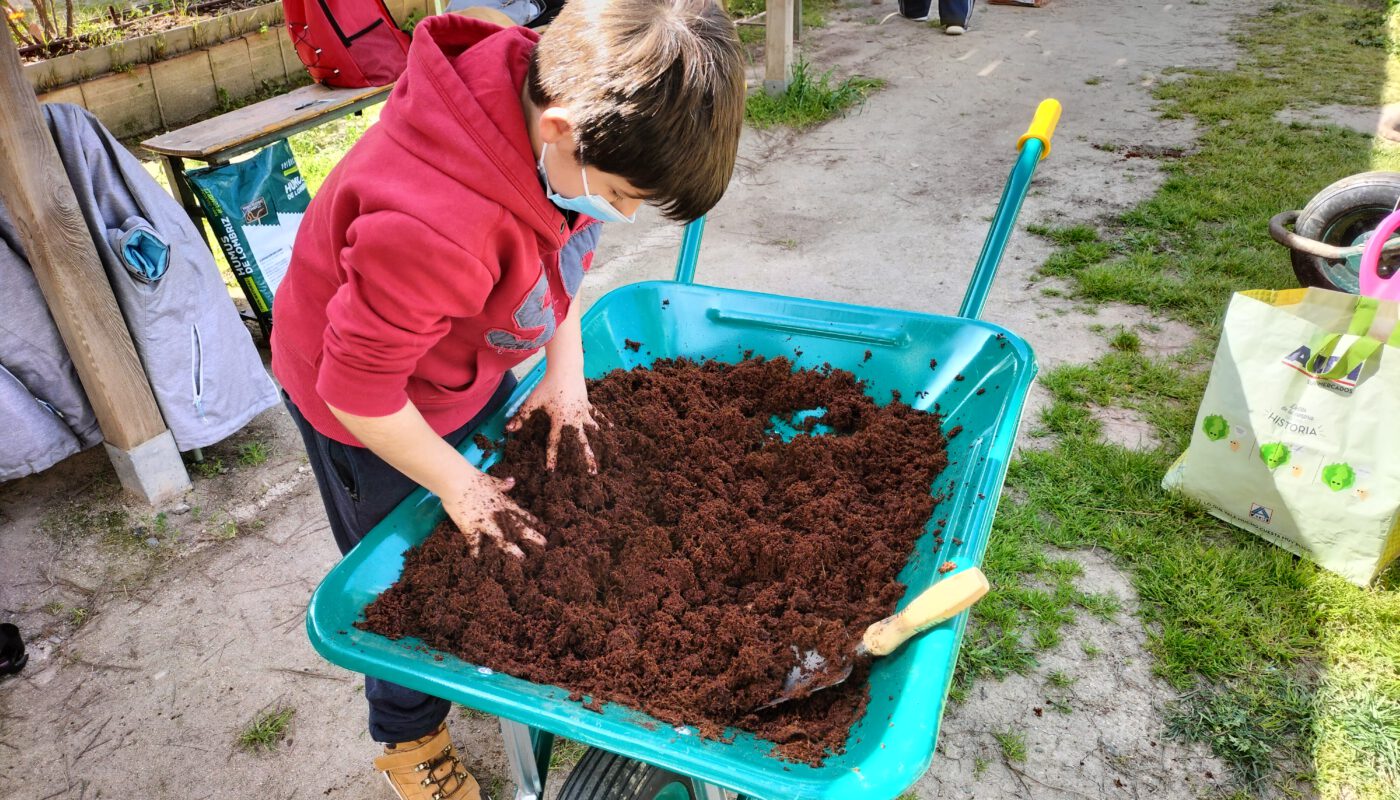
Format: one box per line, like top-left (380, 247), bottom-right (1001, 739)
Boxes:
top-left (285, 373), bottom-right (517, 743)
top-left (900, 0), bottom-right (974, 25)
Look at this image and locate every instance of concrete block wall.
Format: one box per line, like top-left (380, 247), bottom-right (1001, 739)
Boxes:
top-left (28, 0), bottom-right (433, 139)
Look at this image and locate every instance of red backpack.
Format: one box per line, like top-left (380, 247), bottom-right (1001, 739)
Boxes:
top-left (283, 0), bottom-right (411, 88)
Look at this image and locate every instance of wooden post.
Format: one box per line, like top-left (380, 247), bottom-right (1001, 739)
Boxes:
top-left (0, 36), bottom-right (190, 504)
top-left (764, 0), bottom-right (794, 95)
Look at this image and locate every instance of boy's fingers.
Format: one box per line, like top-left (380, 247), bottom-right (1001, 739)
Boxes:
top-left (577, 429), bottom-right (598, 475)
top-left (517, 523), bottom-right (547, 547)
top-left (460, 528), bottom-right (481, 558)
top-left (500, 539), bottom-right (525, 559)
top-left (545, 426), bottom-right (561, 471)
top-left (506, 499), bottom-right (545, 531)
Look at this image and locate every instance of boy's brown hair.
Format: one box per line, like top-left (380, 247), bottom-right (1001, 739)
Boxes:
top-left (527, 0), bottom-right (745, 222)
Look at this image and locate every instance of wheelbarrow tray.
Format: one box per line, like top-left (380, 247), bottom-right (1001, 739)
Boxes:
top-left (306, 280), bottom-right (1036, 800)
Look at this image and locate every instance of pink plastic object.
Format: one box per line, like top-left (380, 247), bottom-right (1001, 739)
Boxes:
top-left (1360, 208), bottom-right (1400, 300)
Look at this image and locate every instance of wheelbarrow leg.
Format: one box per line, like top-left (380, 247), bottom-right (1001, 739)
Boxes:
top-left (692, 779), bottom-right (728, 800)
top-left (500, 718), bottom-right (553, 800)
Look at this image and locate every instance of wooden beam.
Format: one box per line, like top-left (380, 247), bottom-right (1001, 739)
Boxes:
top-left (0, 36), bottom-right (188, 503)
top-left (764, 0), bottom-right (795, 95)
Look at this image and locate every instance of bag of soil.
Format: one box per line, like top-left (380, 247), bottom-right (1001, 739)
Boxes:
top-left (187, 140), bottom-right (310, 332)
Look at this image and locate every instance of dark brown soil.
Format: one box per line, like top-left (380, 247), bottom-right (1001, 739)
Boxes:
top-left (360, 357), bottom-right (950, 764)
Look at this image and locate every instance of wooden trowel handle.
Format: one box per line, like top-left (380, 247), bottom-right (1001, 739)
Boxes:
top-left (860, 568), bottom-right (990, 657)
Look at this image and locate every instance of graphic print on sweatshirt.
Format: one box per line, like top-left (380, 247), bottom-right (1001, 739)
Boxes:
top-left (485, 271), bottom-right (557, 351)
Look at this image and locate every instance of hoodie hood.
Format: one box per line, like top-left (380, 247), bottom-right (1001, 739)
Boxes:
top-left (379, 15), bottom-right (567, 248)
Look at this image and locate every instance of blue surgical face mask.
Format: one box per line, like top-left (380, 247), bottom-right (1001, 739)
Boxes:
top-left (538, 142), bottom-right (637, 224)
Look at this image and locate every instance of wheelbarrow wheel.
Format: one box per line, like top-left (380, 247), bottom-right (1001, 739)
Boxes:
top-left (557, 747), bottom-right (699, 800)
top-left (1290, 171), bottom-right (1400, 293)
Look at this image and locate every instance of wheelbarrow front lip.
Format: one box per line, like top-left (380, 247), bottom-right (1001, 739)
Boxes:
top-left (306, 280), bottom-right (1036, 800)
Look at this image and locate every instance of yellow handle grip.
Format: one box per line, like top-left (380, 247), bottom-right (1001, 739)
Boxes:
top-left (1016, 98), bottom-right (1062, 159)
top-left (860, 568), bottom-right (990, 657)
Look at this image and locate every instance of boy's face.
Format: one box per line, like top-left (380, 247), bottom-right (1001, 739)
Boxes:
top-left (540, 137), bottom-right (647, 218)
top-left (535, 105), bottom-right (647, 218)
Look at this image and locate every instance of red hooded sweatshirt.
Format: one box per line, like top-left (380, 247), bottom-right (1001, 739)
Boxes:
top-left (271, 16), bottom-right (598, 446)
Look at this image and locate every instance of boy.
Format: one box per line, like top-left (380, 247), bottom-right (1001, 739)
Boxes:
top-left (271, 0), bottom-right (745, 797)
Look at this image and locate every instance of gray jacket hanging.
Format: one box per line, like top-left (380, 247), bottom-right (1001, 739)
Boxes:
top-left (0, 209), bottom-right (103, 457)
top-left (40, 103), bottom-right (278, 452)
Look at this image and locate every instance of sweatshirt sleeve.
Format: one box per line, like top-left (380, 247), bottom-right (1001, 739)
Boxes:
top-left (315, 211), bottom-right (499, 417)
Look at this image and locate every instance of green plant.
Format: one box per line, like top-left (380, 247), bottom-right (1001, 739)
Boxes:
top-left (4, 0), bottom-right (75, 48)
top-left (215, 519), bottom-right (238, 541)
top-left (745, 58), bottom-right (885, 129)
top-left (1108, 330), bottom-right (1141, 353)
top-left (236, 706), bottom-right (295, 752)
top-left (1047, 670), bottom-right (1077, 688)
top-left (236, 441), bottom-right (269, 467)
top-left (973, 755), bottom-right (990, 777)
top-left (191, 456), bottom-right (225, 478)
top-left (993, 729), bottom-right (1027, 763)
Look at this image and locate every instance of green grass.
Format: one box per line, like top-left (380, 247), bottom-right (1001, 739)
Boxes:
top-left (289, 106), bottom-right (383, 194)
top-left (549, 737), bottom-right (589, 772)
top-left (236, 441), bottom-right (269, 467)
top-left (745, 58), bottom-right (884, 130)
top-left (729, 0), bottom-right (836, 30)
top-left (39, 500), bottom-right (129, 548)
top-left (236, 706), bottom-right (295, 753)
top-left (1024, 0), bottom-right (1400, 328)
top-left (963, 335), bottom-right (1400, 795)
top-left (978, 17), bottom-right (1400, 789)
top-left (993, 729), bottom-right (1027, 763)
top-left (189, 455), bottom-right (226, 479)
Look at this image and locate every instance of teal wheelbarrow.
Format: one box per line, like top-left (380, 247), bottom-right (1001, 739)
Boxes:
top-left (305, 99), bottom-right (1061, 800)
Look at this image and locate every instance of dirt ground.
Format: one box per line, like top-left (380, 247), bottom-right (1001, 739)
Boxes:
top-left (1, 0), bottom-right (1259, 797)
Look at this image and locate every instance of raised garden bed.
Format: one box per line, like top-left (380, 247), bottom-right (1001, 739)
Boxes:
top-left (10, 0), bottom-right (272, 63)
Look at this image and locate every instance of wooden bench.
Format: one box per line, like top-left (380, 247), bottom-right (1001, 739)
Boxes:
top-left (142, 81), bottom-right (391, 235)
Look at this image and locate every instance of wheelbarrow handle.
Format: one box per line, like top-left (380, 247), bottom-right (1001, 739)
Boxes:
top-left (957, 99), bottom-right (1061, 321)
top-left (1017, 99), bottom-right (1062, 160)
top-left (674, 216), bottom-right (705, 285)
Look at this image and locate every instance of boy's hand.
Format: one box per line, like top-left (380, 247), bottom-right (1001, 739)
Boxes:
top-left (506, 366), bottom-right (604, 473)
top-left (443, 471), bottom-right (546, 558)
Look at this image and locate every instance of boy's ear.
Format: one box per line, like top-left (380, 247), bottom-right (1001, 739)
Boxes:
top-left (537, 107), bottom-right (575, 149)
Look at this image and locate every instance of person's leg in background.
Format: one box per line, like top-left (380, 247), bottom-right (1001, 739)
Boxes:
top-left (284, 373), bottom-right (517, 800)
top-left (938, 0), bottom-right (974, 33)
top-left (898, 0), bottom-right (934, 23)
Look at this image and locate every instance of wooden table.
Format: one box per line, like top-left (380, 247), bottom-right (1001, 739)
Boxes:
top-left (142, 82), bottom-right (392, 234)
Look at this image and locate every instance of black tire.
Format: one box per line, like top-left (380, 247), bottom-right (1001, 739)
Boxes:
top-left (556, 748), bottom-right (699, 800)
top-left (1290, 171), bottom-right (1400, 293)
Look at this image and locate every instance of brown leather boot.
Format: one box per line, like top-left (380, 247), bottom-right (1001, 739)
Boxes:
top-left (374, 723), bottom-right (482, 800)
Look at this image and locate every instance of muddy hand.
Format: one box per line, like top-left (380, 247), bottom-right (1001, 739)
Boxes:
top-left (506, 378), bottom-right (601, 473)
top-left (445, 474), bottom-right (546, 558)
